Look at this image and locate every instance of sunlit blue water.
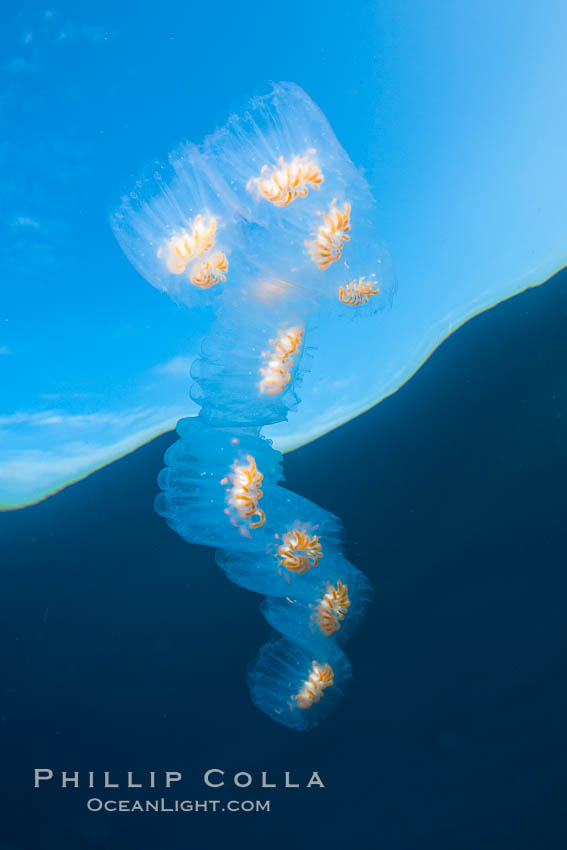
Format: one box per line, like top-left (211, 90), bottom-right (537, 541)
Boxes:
top-left (2, 0), bottom-right (567, 507)
top-left (1, 268), bottom-right (566, 849)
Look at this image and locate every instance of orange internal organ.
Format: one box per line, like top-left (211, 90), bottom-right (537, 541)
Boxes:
top-left (159, 215), bottom-right (217, 274)
top-left (294, 661), bottom-right (334, 709)
top-left (190, 251), bottom-right (229, 289)
top-left (226, 455), bottom-right (265, 528)
top-left (338, 276), bottom-right (380, 305)
top-left (315, 581), bottom-right (351, 636)
top-left (249, 154), bottom-right (323, 207)
top-left (307, 200), bottom-right (351, 270)
top-left (277, 528), bottom-right (322, 574)
top-left (259, 326), bottom-right (304, 395)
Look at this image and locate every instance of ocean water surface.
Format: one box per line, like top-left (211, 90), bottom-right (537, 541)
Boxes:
top-left (2, 0), bottom-right (567, 507)
top-left (1, 267), bottom-right (565, 849)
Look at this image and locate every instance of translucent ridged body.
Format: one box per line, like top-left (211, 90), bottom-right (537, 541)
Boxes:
top-left (112, 82), bottom-right (396, 730)
top-left (260, 557), bottom-right (371, 655)
top-left (248, 638), bottom-right (351, 731)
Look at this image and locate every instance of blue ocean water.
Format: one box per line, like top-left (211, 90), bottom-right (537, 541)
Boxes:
top-left (3, 1), bottom-right (567, 509)
top-left (1, 268), bottom-right (566, 849)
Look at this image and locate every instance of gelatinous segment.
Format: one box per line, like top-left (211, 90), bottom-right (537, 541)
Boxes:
top-left (155, 418), bottom-right (284, 552)
top-left (260, 557), bottom-right (371, 654)
top-left (248, 637), bottom-right (351, 730)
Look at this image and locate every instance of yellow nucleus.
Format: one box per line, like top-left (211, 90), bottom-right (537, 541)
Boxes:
top-left (307, 200), bottom-right (351, 270)
top-left (158, 214), bottom-right (217, 274)
top-left (277, 527), bottom-right (322, 574)
top-left (315, 581), bottom-right (350, 636)
top-left (259, 326), bottom-right (304, 395)
top-left (338, 276), bottom-right (380, 305)
top-left (294, 661), bottom-right (334, 709)
top-left (249, 153), bottom-right (323, 207)
top-left (190, 251), bottom-right (229, 289)
top-left (225, 454), bottom-right (265, 529)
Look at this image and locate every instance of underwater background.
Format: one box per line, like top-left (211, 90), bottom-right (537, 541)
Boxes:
top-left (2, 0), bottom-right (567, 847)
top-left (1, 268), bottom-right (566, 848)
top-left (2, 0), bottom-right (567, 507)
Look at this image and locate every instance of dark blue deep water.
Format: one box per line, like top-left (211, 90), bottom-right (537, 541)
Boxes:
top-left (1, 269), bottom-right (566, 849)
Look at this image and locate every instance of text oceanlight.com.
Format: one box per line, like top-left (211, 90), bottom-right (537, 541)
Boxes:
top-left (86, 798), bottom-right (270, 813)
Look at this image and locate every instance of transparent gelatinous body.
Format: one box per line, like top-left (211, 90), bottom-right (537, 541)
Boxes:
top-left (261, 558), bottom-right (372, 654)
top-left (112, 83), bottom-right (396, 318)
top-left (112, 82), bottom-right (393, 729)
top-left (248, 637), bottom-right (351, 731)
